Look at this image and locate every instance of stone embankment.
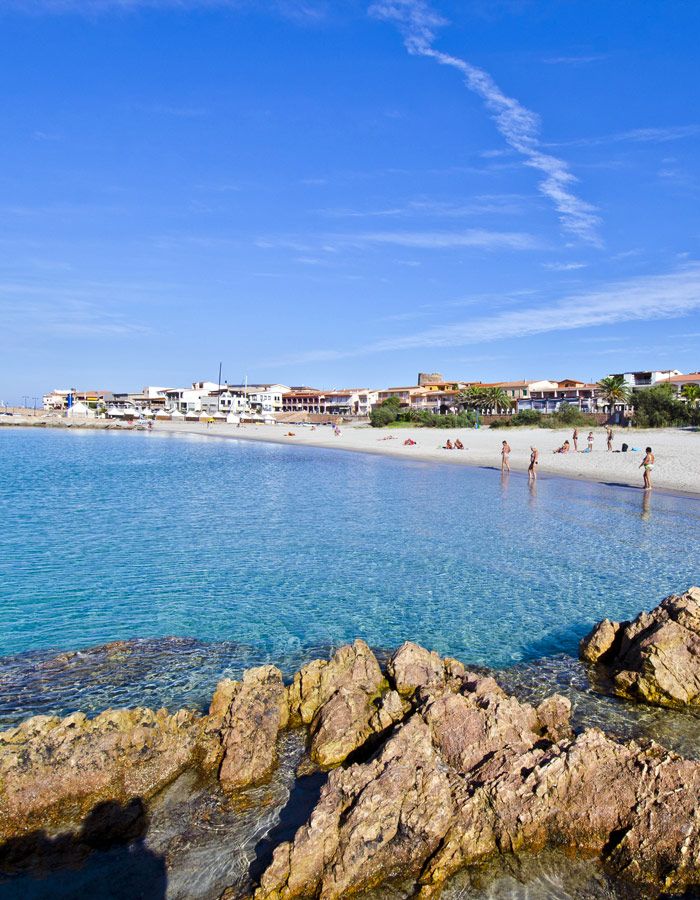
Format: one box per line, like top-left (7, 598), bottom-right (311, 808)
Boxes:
top-left (580, 587), bottom-right (700, 707)
top-left (2, 596), bottom-right (700, 898)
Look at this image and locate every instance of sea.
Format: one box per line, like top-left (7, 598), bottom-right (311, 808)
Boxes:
top-left (2, 426), bottom-right (700, 899)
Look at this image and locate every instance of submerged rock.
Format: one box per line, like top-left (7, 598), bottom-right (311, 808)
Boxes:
top-left (580, 587), bottom-right (700, 707)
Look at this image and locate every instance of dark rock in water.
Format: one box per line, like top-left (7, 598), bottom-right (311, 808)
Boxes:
top-left (580, 587), bottom-right (700, 708)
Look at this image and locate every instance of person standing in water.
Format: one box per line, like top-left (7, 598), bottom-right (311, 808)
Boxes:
top-left (640, 447), bottom-right (655, 490)
top-left (501, 440), bottom-right (511, 472)
top-left (572, 428), bottom-right (579, 452)
top-left (528, 446), bottom-right (539, 480)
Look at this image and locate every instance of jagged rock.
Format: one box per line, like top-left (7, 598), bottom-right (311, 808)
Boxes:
top-left (286, 641), bottom-right (399, 767)
top-left (580, 587), bottom-right (700, 707)
top-left (387, 641), bottom-right (446, 697)
top-left (287, 640), bottom-right (384, 726)
top-left (255, 649), bottom-right (700, 900)
top-left (579, 617), bottom-right (622, 663)
top-left (218, 665), bottom-right (289, 790)
top-left (0, 706), bottom-right (206, 841)
top-left (256, 715), bottom-right (455, 900)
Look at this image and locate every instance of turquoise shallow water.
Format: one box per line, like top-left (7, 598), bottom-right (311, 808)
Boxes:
top-left (1, 427), bottom-right (699, 722)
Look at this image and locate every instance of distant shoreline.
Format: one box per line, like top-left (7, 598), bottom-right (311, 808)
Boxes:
top-left (4, 416), bottom-right (699, 497)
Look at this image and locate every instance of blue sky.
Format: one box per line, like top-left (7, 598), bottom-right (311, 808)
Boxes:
top-left (1, 0), bottom-right (699, 400)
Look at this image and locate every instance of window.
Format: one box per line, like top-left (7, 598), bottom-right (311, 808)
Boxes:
top-left (523, 389), bottom-right (528, 396)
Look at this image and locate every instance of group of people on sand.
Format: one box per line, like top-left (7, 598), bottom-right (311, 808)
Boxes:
top-left (443, 438), bottom-right (464, 450)
top-left (501, 436), bottom-right (654, 488)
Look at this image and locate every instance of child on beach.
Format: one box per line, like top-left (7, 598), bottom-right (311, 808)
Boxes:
top-left (587, 431), bottom-right (594, 452)
top-left (640, 447), bottom-right (655, 490)
top-left (501, 440), bottom-right (511, 472)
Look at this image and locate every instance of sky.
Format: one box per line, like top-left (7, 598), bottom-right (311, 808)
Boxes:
top-left (1, 0), bottom-right (699, 401)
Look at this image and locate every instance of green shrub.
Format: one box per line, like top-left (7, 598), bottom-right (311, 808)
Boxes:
top-left (369, 405), bottom-right (398, 427)
top-left (633, 384), bottom-right (690, 427)
top-left (490, 407), bottom-right (597, 429)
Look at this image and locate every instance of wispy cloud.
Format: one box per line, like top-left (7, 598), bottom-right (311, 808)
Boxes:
top-left (550, 125), bottom-right (700, 149)
top-left (542, 261), bottom-right (588, 271)
top-left (268, 264), bottom-right (700, 364)
top-left (257, 228), bottom-right (541, 252)
top-left (319, 195), bottom-right (527, 219)
top-left (369, 0), bottom-right (601, 245)
top-left (351, 229), bottom-right (540, 250)
top-left (542, 54), bottom-right (606, 66)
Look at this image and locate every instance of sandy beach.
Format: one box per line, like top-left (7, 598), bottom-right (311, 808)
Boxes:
top-left (149, 421), bottom-right (700, 496)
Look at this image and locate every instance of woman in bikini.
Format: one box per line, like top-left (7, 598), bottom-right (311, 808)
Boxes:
top-left (640, 447), bottom-right (654, 490)
top-left (501, 440), bottom-right (511, 472)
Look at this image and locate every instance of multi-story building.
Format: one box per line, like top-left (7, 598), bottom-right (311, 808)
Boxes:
top-left (516, 380), bottom-right (599, 413)
top-left (608, 370), bottom-right (682, 390)
top-left (281, 390), bottom-right (326, 414)
top-left (320, 390), bottom-right (378, 416)
top-left (657, 372), bottom-right (700, 395)
top-left (42, 389), bottom-right (114, 411)
top-left (164, 381), bottom-right (220, 414)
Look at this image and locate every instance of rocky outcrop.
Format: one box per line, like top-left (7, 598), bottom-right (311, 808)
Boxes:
top-left (255, 657), bottom-right (700, 900)
top-left (8, 628), bottom-right (700, 900)
top-left (217, 666), bottom-right (289, 790)
top-left (580, 587), bottom-right (700, 707)
top-left (287, 640), bottom-right (405, 767)
top-left (0, 706), bottom-right (207, 841)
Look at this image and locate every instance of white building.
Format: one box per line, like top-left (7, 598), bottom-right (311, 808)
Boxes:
top-left (164, 381), bottom-right (220, 414)
top-left (608, 370), bottom-right (682, 390)
top-left (43, 389), bottom-right (71, 410)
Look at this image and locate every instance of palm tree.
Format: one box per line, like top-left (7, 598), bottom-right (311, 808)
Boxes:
top-left (485, 387), bottom-right (514, 414)
top-left (681, 384), bottom-right (700, 407)
top-left (456, 386), bottom-right (488, 412)
top-left (596, 375), bottom-right (631, 414)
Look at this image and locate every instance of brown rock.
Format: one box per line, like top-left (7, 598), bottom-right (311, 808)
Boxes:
top-left (579, 617), bottom-right (622, 663)
top-left (218, 665), bottom-right (289, 790)
top-left (0, 706), bottom-right (205, 841)
top-left (580, 588), bottom-right (700, 708)
top-left (256, 715), bottom-right (455, 900)
top-left (387, 641), bottom-right (446, 697)
top-left (287, 640), bottom-right (384, 726)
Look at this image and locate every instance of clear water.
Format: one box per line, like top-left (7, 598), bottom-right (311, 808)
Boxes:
top-left (1, 427), bottom-right (699, 723)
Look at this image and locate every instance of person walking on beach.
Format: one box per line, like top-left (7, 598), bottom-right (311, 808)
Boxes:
top-left (501, 440), bottom-right (511, 472)
top-left (606, 425), bottom-right (614, 452)
top-left (528, 446), bottom-right (538, 480)
top-left (640, 447), bottom-right (655, 490)
top-left (572, 428), bottom-right (578, 452)
top-left (587, 431), bottom-right (594, 452)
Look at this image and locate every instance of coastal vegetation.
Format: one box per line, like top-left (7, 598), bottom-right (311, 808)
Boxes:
top-left (369, 397), bottom-right (476, 428)
top-left (633, 383), bottom-right (700, 427)
top-left (596, 374), bottom-right (631, 411)
top-left (490, 406), bottom-right (598, 429)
